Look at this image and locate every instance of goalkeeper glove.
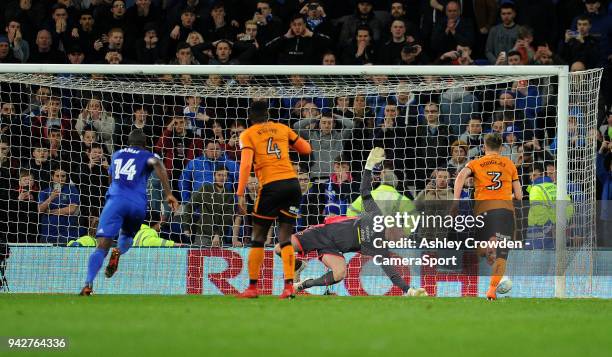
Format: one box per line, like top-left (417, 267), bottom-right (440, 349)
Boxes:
top-left (365, 147), bottom-right (385, 170)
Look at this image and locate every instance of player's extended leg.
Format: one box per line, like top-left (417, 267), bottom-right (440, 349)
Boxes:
top-left (237, 218), bottom-right (270, 298)
top-left (277, 221), bottom-right (298, 299)
top-left (80, 237), bottom-right (113, 295)
top-left (295, 254), bottom-right (346, 292)
top-left (105, 231), bottom-right (135, 278)
top-left (486, 245), bottom-right (509, 300)
top-left (273, 234), bottom-right (306, 281)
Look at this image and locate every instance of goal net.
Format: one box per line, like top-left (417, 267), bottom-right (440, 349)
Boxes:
top-left (0, 65), bottom-right (604, 298)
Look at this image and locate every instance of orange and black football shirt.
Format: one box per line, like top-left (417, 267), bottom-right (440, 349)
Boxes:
top-left (239, 121), bottom-right (299, 187)
top-left (466, 154), bottom-right (519, 213)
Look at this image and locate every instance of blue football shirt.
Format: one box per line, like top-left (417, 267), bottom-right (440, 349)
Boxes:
top-left (107, 147), bottom-right (156, 204)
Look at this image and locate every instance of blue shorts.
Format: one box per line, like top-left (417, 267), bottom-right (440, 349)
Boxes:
top-left (96, 197), bottom-right (146, 238)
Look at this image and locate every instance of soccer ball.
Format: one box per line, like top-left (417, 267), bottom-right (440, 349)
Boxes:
top-left (496, 277), bottom-right (513, 294)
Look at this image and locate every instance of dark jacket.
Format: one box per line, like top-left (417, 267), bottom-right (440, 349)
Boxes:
top-left (265, 33), bottom-right (330, 65)
top-left (180, 183), bottom-right (235, 245)
top-left (430, 17), bottom-right (475, 56)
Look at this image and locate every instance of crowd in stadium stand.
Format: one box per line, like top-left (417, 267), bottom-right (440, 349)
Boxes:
top-left (0, 0), bottom-right (611, 247)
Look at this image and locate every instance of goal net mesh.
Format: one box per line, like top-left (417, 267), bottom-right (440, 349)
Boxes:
top-left (0, 68), bottom-right (603, 297)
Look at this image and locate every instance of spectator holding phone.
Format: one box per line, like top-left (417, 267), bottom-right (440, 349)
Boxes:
top-left (436, 43), bottom-right (474, 65)
top-left (560, 15), bottom-right (600, 69)
top-left (486, 3), bottom-right (519, 65)
top-left (511, 26), bottom-right (535, 65)
top-left (571, 0), bottom-right (612, 67)
top-left (397, 41), bottom-right (426, 65)
top-left (38, 166), bottom-right (81, 244)
top-left (252, 1), bottom-right (283, 45)
top-left (300, 0), bottom-right (333, 38)
top-left (78, 145), bottom-right (109, 219)
top-left (219, 120), bottom-right (246, 162)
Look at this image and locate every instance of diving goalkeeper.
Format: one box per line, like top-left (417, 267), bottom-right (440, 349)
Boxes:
top-left (273, 148), bottom-right (427, 296)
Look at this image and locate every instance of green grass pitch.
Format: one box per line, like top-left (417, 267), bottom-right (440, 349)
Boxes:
top-left (1, 295), bottom-right (611, 357)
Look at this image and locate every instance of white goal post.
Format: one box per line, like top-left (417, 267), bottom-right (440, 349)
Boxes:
top-left (0, 64), bottom-right (602, 297)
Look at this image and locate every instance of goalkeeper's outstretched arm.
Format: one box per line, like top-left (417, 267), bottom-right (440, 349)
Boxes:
top-left (360, 147), bottom-right (385, 215)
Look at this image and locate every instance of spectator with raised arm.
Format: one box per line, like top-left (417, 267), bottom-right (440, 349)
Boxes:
top-left (219, 120), bottom-right (246, 162)
top-left (166, 6), bottom-right (202, 57)
top-left (265, 14), bottom-right (330, 65)
top-left (202, 2), bottom-right (238, 43)
top-left (397, 40), bottom-right (427, 65)
top-left (75, 96), bottom-right (115, 154)
top-left (69, 9), bottom-right (99, 61)
top-left (114, 105), bottom-right (156, 149)
top-left (560, 15), bottom-right (600, 69)
top-left (78, 144), bottom-right (110, 219)
top-left (300, 0), bottom-right (333, 38)
top-left (415, 168), bottom-right (453, 201)
top-left (45, 4), bottom-right (73, 51)
top-left (510, 26), bottom-right (535, 65)
top-left (252, 1), bottom-right (283, 46)
top-left (136, 22), bottom-right (162, 64)
top-left (4, 19), bottom-right (29, 62)
top-left (155, 116), bottom-right (200, 188)
top-left (447, 140), bottom-right (469, 177)
top-left (435, 42), bottom-right (474, 65)
top-left (341, 25), bottom-right (377, 65)
top-left (31, 95), bottom-right (73, 141)
top-left (571, 0), bottom-right (612, 66)
top-left (293, 112), bottom-right (354, 181)
top-left (458, 117), bottom-right (484, 158)
top-left (430, 1), bottom-right (474, 56)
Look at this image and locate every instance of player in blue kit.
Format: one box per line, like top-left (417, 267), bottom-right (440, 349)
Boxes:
top-left (80, 129), bottom-right (178, 296)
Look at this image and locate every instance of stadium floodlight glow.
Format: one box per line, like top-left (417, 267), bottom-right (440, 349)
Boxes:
top-left (0, 64), bottom-right (602, 298)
